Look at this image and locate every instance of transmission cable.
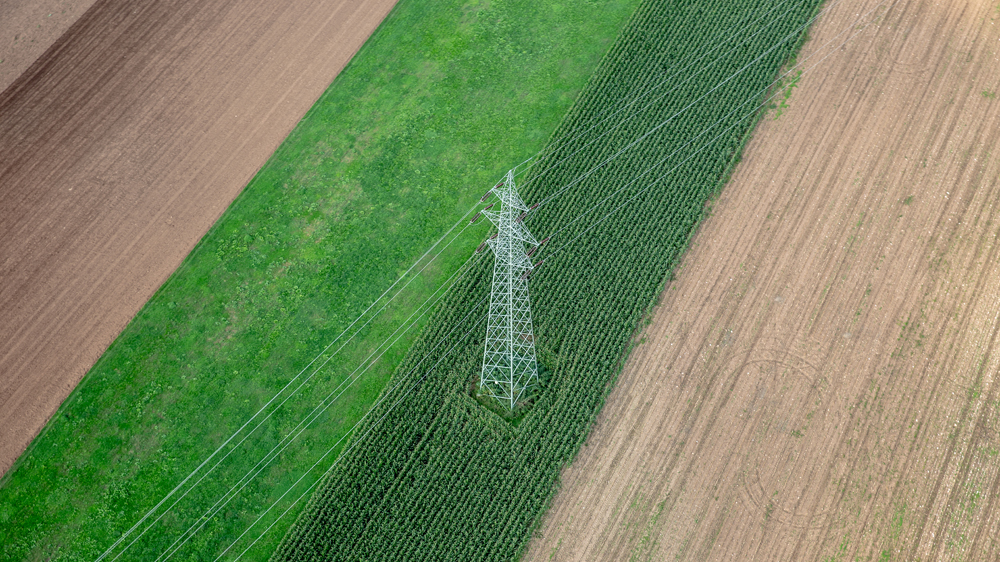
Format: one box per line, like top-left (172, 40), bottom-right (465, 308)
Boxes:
top-left (102, 5), bottom-right (799, 555)
top-left (155, 252), bottom-right (486, 562)
top-left (511, 0), bottom-right (804, 180)
top-left (102, 217), bottom-right (483, 562)
top-left (526, 0), bottom-right (845, 217)
top-left (541, 0), bottom-right (900, 266)
top-left (95, 202), bottom-right (493, 561)
top-left (212, 2), bottom-right (899, 556)
top-left (102, 1), bottom-right (877, 557)
top-left (514, 0), bottom-right (817, 187)
top-left (216, 297), bottom-right (491, 562)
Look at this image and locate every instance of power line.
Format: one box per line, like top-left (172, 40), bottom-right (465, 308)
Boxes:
top-left (156, 253), bottom-right (486, 562)
top-left (221, 1), bottom-right (900, 557)
top-left (514, 0), bottom-right (812, 187)
top-left (97, 204), bottom-right (488, 562)
top-left (527, 0), bottom-right (842, 216)
top-left (203, 7), bottom-right (828, 545)
top-left (542, 0), bottom-right (900, 265)
top-left (102, 0), bottom-right (878, 556)
top-left (218, 297), bottom-right (492, 562)
top-left (104, 8), bottom-right (788, 555)
top-left (101, 4), bottom-right (844, 551)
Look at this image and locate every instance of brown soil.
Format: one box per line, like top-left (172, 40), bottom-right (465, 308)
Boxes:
top-left (0, 0), bottom-right (398, 477)
top-left (526, 0), bottom-right (1000, 559)
top-left (0, 0), bottom-right (100, 94)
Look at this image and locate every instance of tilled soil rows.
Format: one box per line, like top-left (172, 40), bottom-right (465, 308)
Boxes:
top-left (0, 0), bottom-right (100, 94)
top-left (0, 0), bottom-right (396, 476)
top-left (526, 0), bottom-right (1000, 559)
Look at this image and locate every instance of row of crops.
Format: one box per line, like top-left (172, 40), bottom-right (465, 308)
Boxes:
top-left (271, 0), bottom-right (824, 558)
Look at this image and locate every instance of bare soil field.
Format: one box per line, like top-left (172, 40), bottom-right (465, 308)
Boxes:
top-left (0, 0), bottom-right (99, 93)
top-left (526, 0), bottom-right (1000, 559)
top-left (0, 0), bottom-right (397, 476)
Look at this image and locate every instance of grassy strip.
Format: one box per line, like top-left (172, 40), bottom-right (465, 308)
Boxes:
top-left (0, 0), bottom-right (641, 559)
top-left (271, 0), bottom-right (824, 559)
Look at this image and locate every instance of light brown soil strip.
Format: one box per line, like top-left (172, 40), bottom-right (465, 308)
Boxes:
top-left (525, 0), bottom-right (1000, 559)
top-left (0, 0), bottom-right (398, 477)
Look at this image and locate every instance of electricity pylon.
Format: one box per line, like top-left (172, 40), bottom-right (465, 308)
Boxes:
top-left (479, 170), bottom-right (540, 410)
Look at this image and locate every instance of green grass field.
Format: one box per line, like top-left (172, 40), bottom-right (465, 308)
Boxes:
top-left (0, 0), bottom-right (641, 560)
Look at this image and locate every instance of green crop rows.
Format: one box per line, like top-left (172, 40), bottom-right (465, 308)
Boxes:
top-left (272, 0), bottom-right (824, 559)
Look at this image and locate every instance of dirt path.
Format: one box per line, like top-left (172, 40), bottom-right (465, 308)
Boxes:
top-left (0, 0), bottom-right (398, 477)
top-left (526, 0), bottom-right (1000, 559)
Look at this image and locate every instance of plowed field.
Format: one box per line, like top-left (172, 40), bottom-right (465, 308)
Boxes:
top-left (0, 0), bottom-right (396, 476)
top-left (526, 0), bottom-right (1000, 559)
top-left (0, 0), bottom-right (99, 93)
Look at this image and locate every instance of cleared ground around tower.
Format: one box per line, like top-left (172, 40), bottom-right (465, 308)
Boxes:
top-left (526, 0), bottom-right (1000, 559)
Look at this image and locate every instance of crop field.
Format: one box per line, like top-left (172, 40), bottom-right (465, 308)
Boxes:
top-left (526, 0), bottom-right (1000, 559)
top-left (0, 0), bottom-right (640, 560)
top-left (271, 0), bottom-right (824, 559)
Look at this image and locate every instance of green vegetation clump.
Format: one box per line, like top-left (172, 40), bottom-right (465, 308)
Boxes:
top-left (273, 0), bottom-right (823, 559)
top-left (0, 0), bottom-right (639, 560)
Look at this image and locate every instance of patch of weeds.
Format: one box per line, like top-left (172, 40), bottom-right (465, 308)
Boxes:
top-left (768, 70), bottom-right (803, 119)
top-left (966, 488), bottom-right (982, 517)
top-left (892, 503), bottom-right (906, 532)
top-left (968, 383), bottom-right (982, 402)
top-left (902, 195), bottom-right (914, 205)
top-left (548, 538), bottom-right (562, 560)
top-left (822, 534), bottom-right (851, 562)
top-left (983, 90), bottom-right (997, 99)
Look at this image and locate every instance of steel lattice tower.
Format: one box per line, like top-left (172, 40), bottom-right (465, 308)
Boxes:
top-left (480, 170), bottom-right (540, 409)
